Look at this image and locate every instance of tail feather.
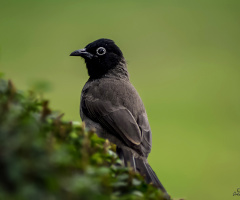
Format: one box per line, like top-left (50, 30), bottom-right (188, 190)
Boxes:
top-left (117, 146), bottom-right (136, 170)
top-left (116, 147), bottom-right (170, 199)
top-left (146, 162), bottom-right (167, 192)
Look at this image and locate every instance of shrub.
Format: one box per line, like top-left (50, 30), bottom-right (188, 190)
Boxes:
top-left (0, 79), bottom-right (168, 200)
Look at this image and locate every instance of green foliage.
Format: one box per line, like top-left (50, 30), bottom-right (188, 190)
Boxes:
top-left (0, 79), bottom-right (168, 200)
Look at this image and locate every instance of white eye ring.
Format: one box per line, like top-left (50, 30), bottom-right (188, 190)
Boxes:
top-left (96, 47), bottom-right (106, 55)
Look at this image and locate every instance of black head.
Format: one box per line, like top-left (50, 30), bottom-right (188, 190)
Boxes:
top-left (70, 39), bottom-right (125, 79)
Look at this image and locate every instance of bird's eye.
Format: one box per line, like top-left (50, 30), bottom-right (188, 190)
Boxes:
top-left (96, 47), bottom-right (106, 56)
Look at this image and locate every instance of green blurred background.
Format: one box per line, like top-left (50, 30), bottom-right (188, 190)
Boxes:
top-left (1, 0), bottom-right (240, 199)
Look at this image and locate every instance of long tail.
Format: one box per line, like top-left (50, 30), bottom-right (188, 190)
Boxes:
top-left (117, 147), bottom-right (170, 199)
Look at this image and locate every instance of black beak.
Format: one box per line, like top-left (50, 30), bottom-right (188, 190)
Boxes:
top-left (70, 48), bottom-right (94, 59)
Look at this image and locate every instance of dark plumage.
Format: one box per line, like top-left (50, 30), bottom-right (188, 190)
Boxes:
top-left (70, 38), bottom-right (170, 199)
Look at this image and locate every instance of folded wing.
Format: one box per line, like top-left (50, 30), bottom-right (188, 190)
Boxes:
top-left (83, 98), bottom-right (143, 147)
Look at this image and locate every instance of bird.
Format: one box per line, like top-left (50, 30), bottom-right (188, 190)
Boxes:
top-left (70, 38), bottom-right (170, 199)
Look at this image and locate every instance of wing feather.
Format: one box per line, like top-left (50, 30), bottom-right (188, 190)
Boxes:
top-left (84, 98), bottom-right (142, 146)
